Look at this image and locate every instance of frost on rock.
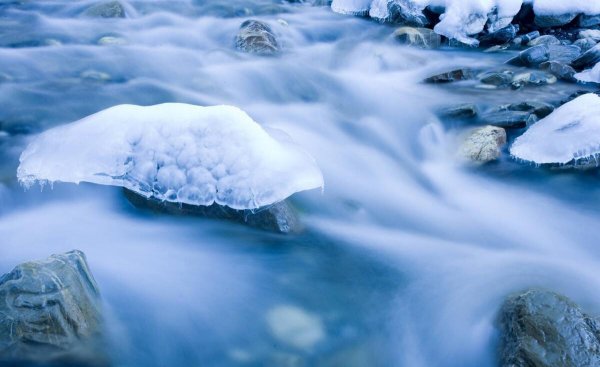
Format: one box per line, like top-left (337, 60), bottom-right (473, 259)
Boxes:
top-left (17, 104), bottom-right (324, 210)
top-left (331, 0), bottom-right (373, 16)
top-left (510, 93), bottom-right (600, 167)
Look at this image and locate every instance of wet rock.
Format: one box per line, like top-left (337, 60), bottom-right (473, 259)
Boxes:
top-left (534, 13), bottom-right (578, 28)
top-left (0, 250), bottom-right (106, 366)
top-left (123, 188), bottom-right (301, 234)
top-left (519, 31), bottom-right (540, 45)
top-left (571, 44), bottom-right (600, 71)
top-left (574, 38), bottom-right (597, 53)
top-left (370, 0), bottom-right (428, 27)
top-left (235, 20), bottom-right (280, 55)
top-left (539, 61), bottom-right (576, 82)
top-left (498, 289), bottom-right (600, 367)
top-left (481, 110), bottom-right (538, 129)
top-left (84, 1), bottom-right (126, 18)
top-left (527, 34), bottom-right (560, 47)
top-left (393, 27), bottom-right (441, 49)
top-left (579, 14), bottom-right (600, 28)
top-left (486, 8), bottom-right (515, 34)
top-left (438, 103), bottom-right (478, 119)
top-left (266, 305), bottom-right (325, 350)
top-left (511, 71), bottom-right (557, 89)
top-left (479, 24), bottom-right (519, 46)
top-left (507, 45), bottom-right (550, 67)
top-left (479, 70), bottom-right (514, 87)
top-left (502, 101), bottom-right (555, 119)
top-left (547, 44), bottom-right (581, 64)
top-left (458, 125), bottom-right (506, 163)
top-left (579, 30), bottom-right (600, 42)
top-left (424, 68), bottom-right (473, 83)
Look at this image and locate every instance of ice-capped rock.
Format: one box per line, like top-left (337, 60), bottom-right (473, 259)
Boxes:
top-left (369, 0), bottom-right (428, 26)
top-left (510, 93), bottom-right (600, 167)
top-left (331, 0), bottom-right (372, 15)
top-left (17, 103), bottom-right (324, 210)
top-left (0, 250), bottom-right (106, 366)
top-left (575, 63), bottom-right (600, 84)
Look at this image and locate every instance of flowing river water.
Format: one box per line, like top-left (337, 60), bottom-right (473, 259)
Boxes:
top-left (2, 1), bottom-right (600, 366)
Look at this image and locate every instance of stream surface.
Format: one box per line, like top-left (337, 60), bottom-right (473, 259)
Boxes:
top-left (2, 1), bottom-right (600, 366)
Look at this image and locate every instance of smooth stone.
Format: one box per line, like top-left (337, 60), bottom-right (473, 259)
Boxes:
top-left (498, 289), bottom-right (600, 367)
top-left (480, 110), bottom-right (538, 129)
top-left (571, 44), bottom-right (600, 71)
top-left (372, 0), bottom-right (429, 27)
top-left (534, 13), bottom-right (578, 28)
top-left (479, 70), bottom-right (514, 87)
top-left (458, 125), bottom-right (506, 163)
top-left (235, 20), bottom-right (280, 56)
top-left (393, 26), bottom-right (441, 49)
top-left (506, 45), bottom-right (549, 67)
top-left (479, 24), bottom-right (519, 46)
top-left (547, 44), bottom-right (581, 64)
top-left (511, 71), bottom-right (557, 89)
top-left (527, 34), bottom-right (560, 47)
top-left (501, 101), bottom-right (555, 119)
top-left (83, 1), bottom-right (126, 18)
top-left (579, 29), bottom-right (600, 42)
top-left (539, 61), bottom-right (576, 81)
top-left (123, 188), bottom-right (302, 234)
top-left (266, 305), bottom-right (325, 351)
top-left (0, 251), bottom-right (106, 366)
top-left (437, 103), bottom-right (478, 119)
top-left (424, 68), bottom-right (473, 83)
top-left (579, 14), bottom-right (600, 27)
top-left (520, 31), bottom-right (540, 45)
top-left (574, 38), bottom-right (598, 53)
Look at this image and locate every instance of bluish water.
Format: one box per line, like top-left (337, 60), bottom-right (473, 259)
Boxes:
top-left (2, 1), bottom-right (600, 366)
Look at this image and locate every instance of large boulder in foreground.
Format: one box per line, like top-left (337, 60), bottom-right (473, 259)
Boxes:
top-left (0, 251), bottom-right (106, 366)
top-left (497, 289), bottom-right (600, 367)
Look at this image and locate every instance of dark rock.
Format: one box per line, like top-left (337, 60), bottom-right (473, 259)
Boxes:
top-left (527, 34), bottom-right (560, 47)
top-left (0, 251), bottom-right (106, 366)
top-left (507, 45), bottom-right (550, 67)
top-left (424, 68), bottom-right (473, 83)
top-left (547, 44), bottom-right (581, 63)
top-left (497, 289), bottom-right (600, 367)
top-left (534, 13), bottom-right (578, 28)
top-left (372, 0), bottom-right (429, 27)
top-left (437, 103), bottom-right (478, 119)
top-left (571, 44), bottom-right (600, 71)
top-left (502, 101), bottom-right (555, 119)
top-left (393, 27), bottom-right (441, 49)
top-left (235, 20), bottom-right (280, 56)
top-left (479, 71), bottom-right (514, 87)
top-left (574, 38), bottom-right (598, 53)
top-left (480, 24), bottom-right (519, 46)
top-left (83, 1), bottom-right (126, 18)
top-left (124, 188), bottom-right (302, 234)
top-left (520, 31), bottom-right (540, 45)
top-left (511, 71), bottom-right (557, 89)
top-left (481, 110), bottom-right (538, 129)
top-left (579, 14), bottom-right (600, 27)
top-left (539, 61), bottom-right (576, 81)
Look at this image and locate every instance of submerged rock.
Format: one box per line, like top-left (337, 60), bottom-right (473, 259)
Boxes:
top-left (507, 45), bottom-right (550, 67)
top-left (497, 289), bottom-right (600, 367)
top-left (424, 68), bottom-right (473, 83)
top-left (83, 1), bottom-right (126, 18)
top-left (393, 26), bottom-right (441, 49)
top-left (235, 20), bottom-right (280, 55)
top-left (124, 188), bottom-right (302, 234)
top-left (266, 305), bottom-right (325, 350)
top-left (0, 251), bottom-right (106, 366)
top-left (458, 125), bottom-right (506, 163)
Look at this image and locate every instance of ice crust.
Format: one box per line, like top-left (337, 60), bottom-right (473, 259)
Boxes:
top-left (17, 103), bottom-right (324, 210)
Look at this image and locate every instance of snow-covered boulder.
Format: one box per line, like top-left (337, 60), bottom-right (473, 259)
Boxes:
top-left (369, 0), bottom-right (429, 26)
top-left (510, 93), bottom-right (600, 168)
top-left (17, 104), bottom-right (324, 210)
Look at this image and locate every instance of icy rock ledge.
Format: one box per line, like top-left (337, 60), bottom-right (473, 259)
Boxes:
top-left (0, 250), bottom-right (106, 366)
top-left (17, 104), bottom-right (323, 232)
top-left (510, 93), bottom-right (600, 168)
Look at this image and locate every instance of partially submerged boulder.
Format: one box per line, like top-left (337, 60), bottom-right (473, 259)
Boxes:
top-left (497, 289), bottom-right (600, 367)
top-left (235, 20), bottom-right (280, 56)
top-left (510, 93), bottom-right (600, 168)
top-left (0, 251), bottom-right (105, 366)
top-left (424, 68), bottom-right (473, 83)
top-left (393, 26), bottom-right (441, 49)
top-left (17, 104), bottom-right (323, 232)
top-left (458, 125), bottom-right (506, 163)
top-left (83, 1), bottom-right (126, 18)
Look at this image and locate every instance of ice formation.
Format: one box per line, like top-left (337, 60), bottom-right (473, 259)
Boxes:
top-left (17, 104), bottom-right (324, 210)
top-left (575, 63), bottom-right (600, 84)
top-left (510, 94), bottom-right (600, 166)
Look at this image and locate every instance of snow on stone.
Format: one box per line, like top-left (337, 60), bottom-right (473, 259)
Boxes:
top-left (510, 94), bottom-right (600, 165)
top-left (575, 63), bottom-right (600, 83)
top-left (331, 0), bottom-right (373, 15)
top-left (533, 0), bottom-right (600, 16)
top-left (17, 103), bottom-right (324, 210)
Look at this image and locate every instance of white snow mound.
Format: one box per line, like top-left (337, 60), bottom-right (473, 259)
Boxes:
top-left (17, 103), bottom-right (324, 210)
top-left (510, 94), bottom-right (600, 165)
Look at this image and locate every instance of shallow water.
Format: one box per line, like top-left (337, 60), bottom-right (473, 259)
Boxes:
top-left (2, 1), bottom-right (600, 366)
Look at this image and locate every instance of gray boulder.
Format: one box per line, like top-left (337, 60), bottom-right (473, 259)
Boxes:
top-left (547, 45), bottom-right (581, 64)
top-left (0, 251), bottom-right (106, 366)
top-left (479, 70), bottom-right (514, 87)
top-left (458, 125), bottom-right (506, 163)
top-left (527, 35), bottom-right (560, 47)
top-left (498, 289), bottom-right (600, 367)
top-left (393, 27), bottom-right (441, 49)
top-left (534, 13), bottom-right (578, 28)
top-left (424, 68), bottom-right (473, 83)
top-left (437, 103), bottom-right (478, 119)
top-left (83, 1), bottom-right (126, 18)
top-left (124, 188), bottom-right (301, 234)
top-left (235, 20), bottom-right (280, 55)
top-left (539, 61), bottom-right (576, 82)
